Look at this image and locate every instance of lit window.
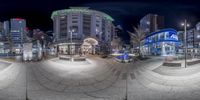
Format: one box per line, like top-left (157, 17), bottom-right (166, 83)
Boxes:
top-left (60, 16), bottom-right (65, 19)
top-left (146, 21), bottom-right (150, 25)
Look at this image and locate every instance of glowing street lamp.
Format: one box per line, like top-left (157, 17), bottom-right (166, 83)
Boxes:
top-left (181, 19), bottom-right (190, 68)
top-left (69, 27), bottom-right (75, 55)
top-left (69, 28), bottom-right (75, 43)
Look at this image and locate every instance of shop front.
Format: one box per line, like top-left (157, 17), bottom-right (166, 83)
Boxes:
top-left (141, 29), bottom-right (180, 56)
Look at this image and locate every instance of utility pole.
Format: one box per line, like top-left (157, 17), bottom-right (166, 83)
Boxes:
top-left (193, 29), bottom-right (195, 59)
top-left (183, 19), bottom-right (188, 68)
top-left (26, 64), bottom-right (29, 100)
top-left (124, 64), bottom-right (128, 100)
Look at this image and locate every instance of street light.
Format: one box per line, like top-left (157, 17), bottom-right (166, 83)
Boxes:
top-left (181, 19), bottom-right (190, 68)
top-left (124, 63), bottom-right (129, 100)
top-left (41, 36), bottom-right (45, 59)
top-left (69, 27), bottom-right (75, 55)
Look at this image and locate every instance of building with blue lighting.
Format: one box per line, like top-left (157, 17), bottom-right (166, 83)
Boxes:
top-left (141, 28), bottom-right (180, 56)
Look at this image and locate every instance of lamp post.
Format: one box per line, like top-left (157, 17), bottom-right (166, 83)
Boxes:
top-left (192, 29), bottom-right (195, 59)
top-left (69, 27), bottom-right (75, 55)
top-left (70, 30), bottom-right (72, 44)
top-left (197, 35), bottom-right (200, 56)
top-left (41, 36), bottom-right (45, 59)
top-left (181, 19), bottom-right (190, 68)
top-left (124, 63), bottom-right (129, 100)
top-left (95, 28), bottom-right (99, 55)
top-left (26, 63), bottom-right (29, 100)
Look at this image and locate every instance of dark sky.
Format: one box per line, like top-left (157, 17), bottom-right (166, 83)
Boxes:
top-left (0, 0), bottom-right (200, 42)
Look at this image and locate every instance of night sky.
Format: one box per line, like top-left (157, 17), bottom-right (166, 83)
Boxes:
top-left (0, 0), bottom-right (200, 42)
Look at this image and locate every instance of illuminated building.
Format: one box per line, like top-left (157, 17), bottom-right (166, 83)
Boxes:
top-left (3, 21), bottom-right (10, 36)
top-left (51, 7), bottom-right (115, 55)
top-left (141, 28), bottom-right (180, 56)
top-left (10, 18), bottom-right (26, 54)
top-left (176, 22), bottom-right (200, 55)
top-left (0, 21), bottom-right (10, 54)
top-left (140, 14), bottom-right (164, 35)
top-left (185, 24), bottom-right (200, 54)
top-left (196, 22), bottom-right (200, 31)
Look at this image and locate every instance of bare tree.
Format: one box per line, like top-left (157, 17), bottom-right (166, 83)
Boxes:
top-left (111, 36), bottom-right (123, 51)
top-left (128, 25), bottom-right (146, 57)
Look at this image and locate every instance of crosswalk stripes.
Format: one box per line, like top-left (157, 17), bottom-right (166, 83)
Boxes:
top-left (121, 73), bottom-right (127, 80)
top-left (130, 73), bottom-right (135, 80)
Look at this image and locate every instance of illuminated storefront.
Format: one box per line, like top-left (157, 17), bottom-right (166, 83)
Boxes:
top-left (141, 28), bottom-right (180, 56)
top-left (0, 42), bottom-right (10, 54)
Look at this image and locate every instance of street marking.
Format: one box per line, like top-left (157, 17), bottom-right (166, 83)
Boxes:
top-left (122, 73), bottom-right (127, 80)
top-left (130, 73), bottom-right (135, 80)
top-left (135, 70), bottom-right (140, 75)
top-left (115, 71), bottom-right (121, 77)
top-left (112, 68), bottom-right (116, 73)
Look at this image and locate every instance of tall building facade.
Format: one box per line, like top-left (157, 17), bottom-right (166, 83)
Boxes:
top-left (0, 21), bottom-right (10, 54)
top-left (10, 18), bottom-right (26, 53)
top-left (51, 7), bottom-right (115, 55)
top-left (171, 22), bottom-right (200, 55)
top-left (140, 14), bottom-right (164, 35)
top-left (184, 23), bottom-right (200, 54)
top-left (3, 21), bottom-right (10, 36)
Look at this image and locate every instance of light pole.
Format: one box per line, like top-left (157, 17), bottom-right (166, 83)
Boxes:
top-left (25, 55), bottom-right (29, 100)
top-left (95, 28), bottom-right (99, 54)
top-left (69, 27), bottom-right (75, 55)
top-left (41, 36), bottom-right (45, 59)
top-left (124, 63), bottom-right (128, 100)
top-left (181, 19), bottom-right (190, 68)
top-left (192, 29), bottom-right (195, 59)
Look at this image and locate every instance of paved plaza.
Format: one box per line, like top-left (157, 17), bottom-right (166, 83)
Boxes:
top-left (1, 56), bottom-right (200, 100)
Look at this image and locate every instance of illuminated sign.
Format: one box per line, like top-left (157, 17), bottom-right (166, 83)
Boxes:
top-left (144, 28), bottom-right (180, 45)
top-left (170, 34), bottom-right (178, 40)
top-left (15, 18), bottom-right (24, 20)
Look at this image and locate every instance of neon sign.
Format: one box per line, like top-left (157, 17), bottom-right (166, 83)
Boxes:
top-left (170, 34), bottom-right (178, 40)
top-left (144, 28), bottom-right (180, 45)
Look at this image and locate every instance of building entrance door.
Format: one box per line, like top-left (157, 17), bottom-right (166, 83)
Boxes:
top-left (81, 38), bottom-right (98, 55)
top-left (70, 45), bottom-right (75, 55)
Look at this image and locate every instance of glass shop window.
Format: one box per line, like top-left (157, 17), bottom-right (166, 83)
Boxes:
top-left (166, 32), bottom-right (169, 38)
top-left (160, 33), bottom-right (164, 40)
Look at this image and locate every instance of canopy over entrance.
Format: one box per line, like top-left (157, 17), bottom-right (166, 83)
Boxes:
top-left (81, 38), bottom-right (98, 54)
top-left (83, 38), bottom-right (98, 46)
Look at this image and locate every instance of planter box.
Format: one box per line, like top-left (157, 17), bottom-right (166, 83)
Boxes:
top-left (187, 60), bottom-right (200, 66)
top-left (59, 56), bottom-right (86, 62)
top-left (162, 62), bottom-right (181, 67)
top-left (73, 57), bottom-right (86, 61)
top-left (59, 57), bottom-right (71, 61)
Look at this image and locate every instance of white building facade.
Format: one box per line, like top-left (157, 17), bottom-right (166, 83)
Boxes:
top-left (51, 7), bottom-right (115, 55)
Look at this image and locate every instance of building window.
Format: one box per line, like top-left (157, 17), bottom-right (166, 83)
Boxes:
top-left (72, 17), bottom-right (78, 19)
top-left (83, 14), bottom-right (91, 36)
top-left (72, 21), bottom-right (78, 23)
top-left (160, 33), bottom-right (164, 40)
top-left (166, 32), bottom-right (169, 38)
top-left (96, 16), bottom-right (100, 20)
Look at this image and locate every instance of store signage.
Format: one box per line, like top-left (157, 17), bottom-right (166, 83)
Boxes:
top-left (170, 34), bottom-right (178, 40)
